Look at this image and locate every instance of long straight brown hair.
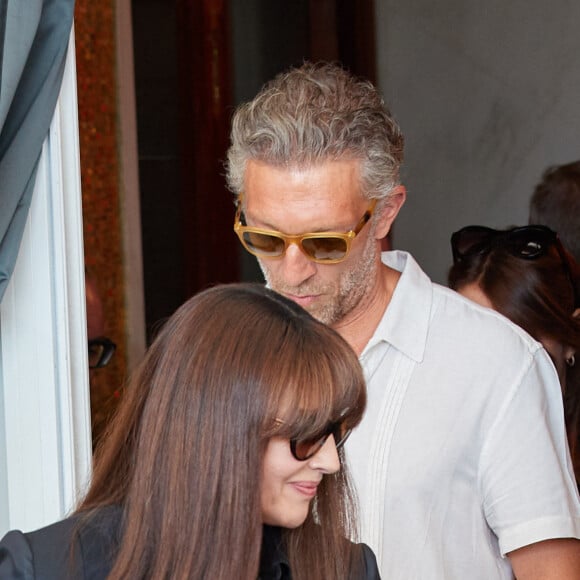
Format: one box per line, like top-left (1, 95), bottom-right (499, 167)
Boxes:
top-left (77, 283), bottom-right (366, 579)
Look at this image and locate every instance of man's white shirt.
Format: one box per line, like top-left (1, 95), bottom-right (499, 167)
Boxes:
top-left (346, 251), bottom-right (580, 579)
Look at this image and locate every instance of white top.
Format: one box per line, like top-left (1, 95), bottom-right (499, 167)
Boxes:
top-left (346, 251), bottom-right (580, 579)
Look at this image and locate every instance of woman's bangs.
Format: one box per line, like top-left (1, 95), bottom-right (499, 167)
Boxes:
top-left (268, 345), bottom-right (365, 440)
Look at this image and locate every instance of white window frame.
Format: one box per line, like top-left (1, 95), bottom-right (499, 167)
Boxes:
top-left (0, 31), bottom-right (92, 535)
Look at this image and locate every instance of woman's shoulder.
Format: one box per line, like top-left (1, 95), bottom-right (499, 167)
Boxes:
top-left (347, 541), bottom-right (381, 580)
top-left (0, 529), bottom-right (33, 579)
top-left (359, 543), bottom-right (381, 579)
top-left (0, 506), bottom-right (122, 579)
top-left (1, 516), bottom-right (85, 579)
top-left (0, 517), bottom-right (81, 580)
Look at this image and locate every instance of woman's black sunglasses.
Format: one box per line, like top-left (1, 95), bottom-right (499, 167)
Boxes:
top-left (279, 420), bottom-right (351, 461)
top-left (451, 225), bottom-right (579, 307)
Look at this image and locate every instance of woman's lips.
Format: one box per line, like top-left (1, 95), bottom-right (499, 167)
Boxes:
top-left (291, 482), bottom-right (319, 498)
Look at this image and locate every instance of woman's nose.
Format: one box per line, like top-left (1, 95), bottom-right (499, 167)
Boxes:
top-left (308, 434), bottom-right (340, 474)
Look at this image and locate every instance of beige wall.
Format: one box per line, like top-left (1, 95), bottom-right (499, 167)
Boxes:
top-left (375, 1), bottom-right (580, 283)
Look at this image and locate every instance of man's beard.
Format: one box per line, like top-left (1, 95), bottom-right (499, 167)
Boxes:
top-left (259, 233), bottom-right (379, 326)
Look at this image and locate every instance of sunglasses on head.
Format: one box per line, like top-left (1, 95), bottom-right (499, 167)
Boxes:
top-left (234, 194), bottom-right (377, 264)
top-left (276, 419), bottom-right (352, 461)
top-left (451, 225), bottom-right (580, 307)
top-left (451, 225), bottom-right (562, 263)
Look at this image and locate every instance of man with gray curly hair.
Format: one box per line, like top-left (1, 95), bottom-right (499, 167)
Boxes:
top-left (226, 62), bottom-right (580, 579)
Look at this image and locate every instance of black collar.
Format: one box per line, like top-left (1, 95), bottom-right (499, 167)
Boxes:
top-left (259, 526), bottom-right (291, 579)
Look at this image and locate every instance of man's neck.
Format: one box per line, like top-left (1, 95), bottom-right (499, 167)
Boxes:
top-left (333, 263), bottom-right (400, 356)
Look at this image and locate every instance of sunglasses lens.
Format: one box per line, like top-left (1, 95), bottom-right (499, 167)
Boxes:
top-left (88, 338), bottom-right (116, 369)
top-left (453, 227), bottom-right (494, 260)
top-left (508, 229), bottom-right (552, 259)
top-left (242, 231), bottom-right (285, 257)
top-left (301, 237), bottom-right (348, 262)
top-left (292, 438), bottom-right (320, 461)
top-left (291, 421), bottom-right (351, 460)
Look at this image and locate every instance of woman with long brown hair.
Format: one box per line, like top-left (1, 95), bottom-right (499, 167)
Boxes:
top-left (448, 225), bottom-right (580, 484)
top-left (0, 283), bottom-right (379, 579)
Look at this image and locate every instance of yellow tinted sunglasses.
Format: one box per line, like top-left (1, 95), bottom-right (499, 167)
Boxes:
top-left (234, 195), bottom-right (377, 264)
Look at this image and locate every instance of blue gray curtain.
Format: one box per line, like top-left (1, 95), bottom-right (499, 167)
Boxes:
top-left (0, 0), bottom-right (75, 302)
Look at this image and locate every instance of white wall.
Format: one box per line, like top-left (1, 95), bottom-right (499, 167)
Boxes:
top-left (375, 1), bottom-right (580, 283)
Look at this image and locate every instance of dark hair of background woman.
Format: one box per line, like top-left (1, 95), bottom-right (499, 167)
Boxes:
top-left (449, 244), bottom-right (580, 482)
top-left (76, 283), bottom-right (367, 579)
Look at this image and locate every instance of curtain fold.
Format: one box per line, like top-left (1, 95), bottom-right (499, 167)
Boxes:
top-left (0, 0), bottom-right (75, 302)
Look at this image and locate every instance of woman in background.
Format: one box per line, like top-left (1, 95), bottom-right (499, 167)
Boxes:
top-left (0, 283), bottom-right (379, 579)
top-left (448, 225), bottom-right (580, 484)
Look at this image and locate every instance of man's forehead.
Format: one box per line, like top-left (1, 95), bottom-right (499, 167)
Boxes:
top-left (242, 160), bottom-right (368, 232)
top-left (243, 159), bottom-right (363, 202)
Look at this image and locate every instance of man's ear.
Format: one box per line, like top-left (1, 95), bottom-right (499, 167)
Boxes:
top-left (573, 307), bottom-right (580, 319)
top-left (374, 185), bottom-right (406, 240)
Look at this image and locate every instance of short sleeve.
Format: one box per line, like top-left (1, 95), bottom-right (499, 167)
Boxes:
top-left (0, 530), bottom-right (34, 579)
top-left (480, 349), bottom-right (580, 555)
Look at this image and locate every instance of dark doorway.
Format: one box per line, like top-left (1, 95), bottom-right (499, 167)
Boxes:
top-left (131, 0), bottom-right (376, 340)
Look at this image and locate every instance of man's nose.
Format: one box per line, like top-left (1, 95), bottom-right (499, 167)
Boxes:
top-left (279, 243), bottom-right (317, 287)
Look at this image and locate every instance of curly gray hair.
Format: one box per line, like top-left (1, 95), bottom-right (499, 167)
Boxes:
top-left (226, 62), bottom-right (404, 201)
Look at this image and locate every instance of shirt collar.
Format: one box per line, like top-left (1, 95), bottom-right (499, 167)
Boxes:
top-left (362, 250), bottom-right (432, 363)
top-left (259, 525), bottom-right (291, 580)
